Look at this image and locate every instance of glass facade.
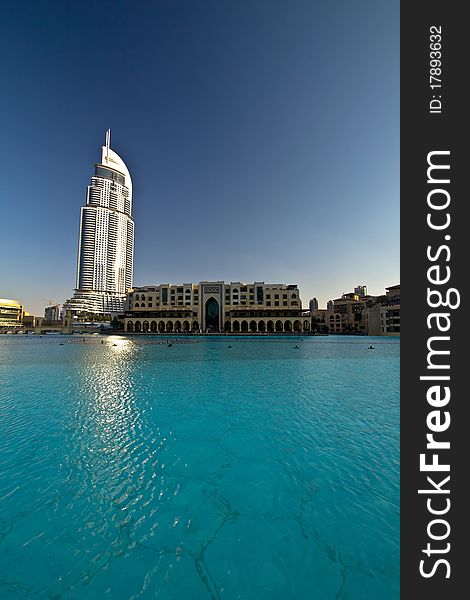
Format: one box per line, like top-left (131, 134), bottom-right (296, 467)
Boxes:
top-left (95, 166), bottom-right (125, 186)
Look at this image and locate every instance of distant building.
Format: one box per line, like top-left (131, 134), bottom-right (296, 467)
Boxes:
top-left (63, 130), bottom-right (134, 316)
top-left (354, 285), bottom-right (368, 297)
top-left (309, 298), bottom-right (318, 312)
top-left (365, 285), bottom-right (400, 336)
top-left (0, 299), bottom-right (23, 331)
top-left (44, 304), bottom-right (61, 321)
top-left (312, 285), bottom-right (400, 336)
top-left (323, 292), bottom-right (366, 334)
top-left (22, 315), bottom-right (43, 329)
top-left (120, 281), bottom-right (311, 334)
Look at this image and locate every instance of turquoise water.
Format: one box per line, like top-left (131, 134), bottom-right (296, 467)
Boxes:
top-left (0, 335), bottom-right (399, 599)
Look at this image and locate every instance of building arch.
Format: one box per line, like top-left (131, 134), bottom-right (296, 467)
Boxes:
top-left (224, 321), bottom-right (231, 332)
top-left (232, 320), bottom-right (240, 332)
top-left (143, 321), bottom-right (149, 332)
top-left (127, 321), bottom-right (134, 332)
top-left (267, 320), bottom-right (274, 333)
top-left (205, 297), bottom-right (220, 331)
top-left (151, 321), bottom-right (157, 332)
top-left (175, 320), bottom-right (182, 332)
top-left (135, 294), bottom-right (140, 300)
top-left (250, 320), bottom-right (257, 332)
top-left (135, 321), bottom-right (141, 332)
top-left (166, 321), bottom-right (173, 332)
top-left (241, 320), bottom-right (248, 332)
top-left (275, 320), bottom-right (283, 332)
top-left (135, 302), bottom-right (139, 307)
top-left (158, 321), bottom-right (165, 333)
top-left (258, 320), bottom-right (266, 332)
top-left (303, 320), bottom-right (310, 331)
top-left (294, 320), bottom-right (302, 332)
top-left (285, 321), bottom-right (292, 332)
top-left (192, 321), bottom-right (199, 332)
top-left (183, 320), bottom-right (190, 332)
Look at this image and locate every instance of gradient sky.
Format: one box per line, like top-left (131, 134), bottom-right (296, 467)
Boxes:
top-left (0, 0), bottom-right (399, 316)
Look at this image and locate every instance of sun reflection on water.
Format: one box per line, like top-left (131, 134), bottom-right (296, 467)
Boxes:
top-left (75, 338), bottom-right (140, 454)
top-left (109, 335), bottom-right (133, 352)
top-left (65, 339), bottom-right (169, 555)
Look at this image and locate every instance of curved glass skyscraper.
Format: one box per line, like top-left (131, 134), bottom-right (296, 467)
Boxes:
top-left (64, 131), bottom-right (134, 315)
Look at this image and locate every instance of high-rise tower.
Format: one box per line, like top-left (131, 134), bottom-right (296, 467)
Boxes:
top-left (64, 131), bottom-right (134, 315)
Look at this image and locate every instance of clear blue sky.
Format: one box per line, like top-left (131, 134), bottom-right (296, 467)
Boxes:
top-left (0, 0), bottom-right (399, 316)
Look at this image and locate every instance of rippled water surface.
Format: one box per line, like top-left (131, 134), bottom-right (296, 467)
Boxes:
top-left (0, 335), bottom-right (399, 599)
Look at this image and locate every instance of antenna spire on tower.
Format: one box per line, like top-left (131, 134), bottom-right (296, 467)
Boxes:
top-left (105, 129), bottom-right (111, 160)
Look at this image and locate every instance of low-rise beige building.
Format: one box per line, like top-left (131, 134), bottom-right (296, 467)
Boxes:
top-left (312, 292), bottom-right (371, 334)
top-left (324, 292), bottom-right (368, 334)
top-left (22, 314), bottom-right (42, 329)
top-left (0, 299), bottom-right (24, 331)
top-left (365, 285), bottom-right (400, 336)
top-left (312, 285), bottom-right (400, 336)
top-left (119, 281), bottom-right (311, 334)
